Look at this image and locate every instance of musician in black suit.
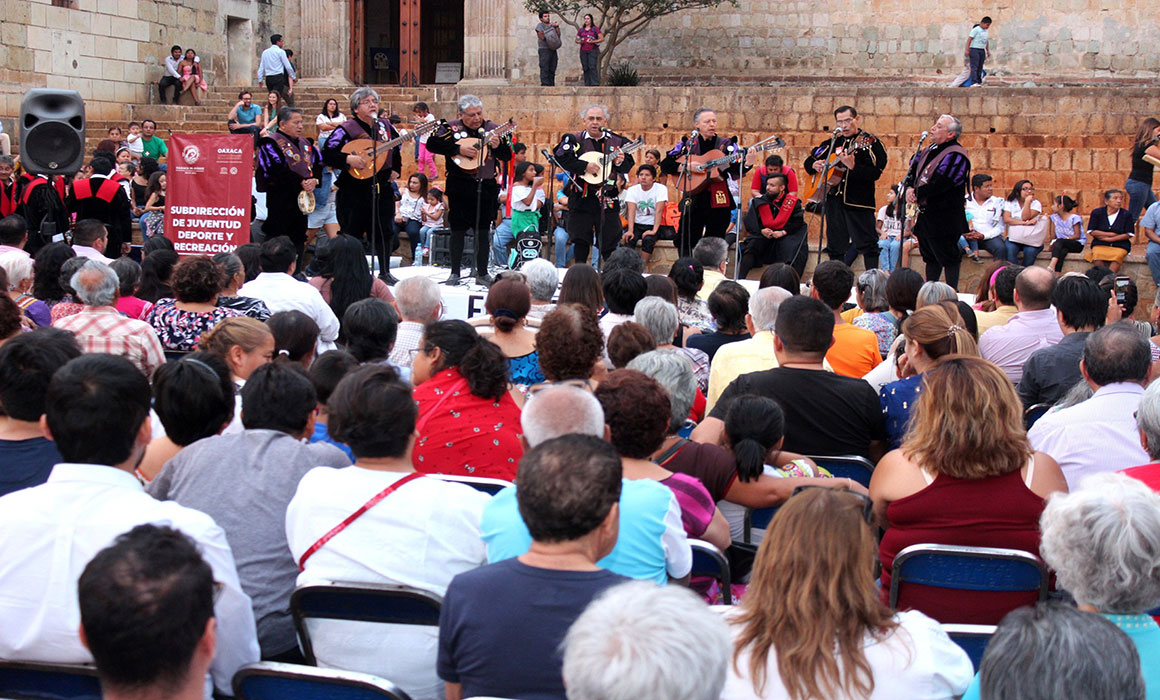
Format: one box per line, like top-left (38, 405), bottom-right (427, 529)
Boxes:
top-left (904, 114), bottom-right (972, 288)
top-left (256, 107), bottom-right (321, 270)
top-left (660, 108), bottom-right (740, 256)
top-left (66, 155), bottom-right (132, 259)
top-left (321, 87), bottom-right (400, 282)
top-left (803, 105), bottom-right (888, 269)
top-left (552, 104), bottom-right (633, 266)
top-left (425, 94), bottom-right (512, 286)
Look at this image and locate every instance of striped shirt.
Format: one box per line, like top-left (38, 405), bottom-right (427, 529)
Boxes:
top-left (54, 306), bottom-right (165, 378)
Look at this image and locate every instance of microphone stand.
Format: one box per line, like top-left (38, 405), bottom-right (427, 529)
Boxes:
top-left (679, 134), bottom-right (696, 258)
top-left (470, 124), bottom-right (488, 284)
top-left (594, 131), bottom-right (609, 270)
top-left (369, 116), bottom-right (382, 278)
top-left (897, 132), bottom-right (929, 271)
top-left (813, 127), bottom-right (842, 268)
top-left (732, 140), bottom-right (747, 281)
top-left (541, 148), bottom-right (563, 264)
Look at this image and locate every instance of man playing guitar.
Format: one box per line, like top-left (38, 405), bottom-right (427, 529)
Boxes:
top-left (425, 94), bottom-right (513, 286)
top-left (804, 105), bottom-right (888, 269)
top-left (552, 103), bottom-right (633, 266)
top-left (661, 108), bottom-right (740, 256)
top-left (321, 87), bottom-right (401, 282)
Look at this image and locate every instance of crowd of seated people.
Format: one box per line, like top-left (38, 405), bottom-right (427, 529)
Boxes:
top-left (4, 238), bottom-right (1160, 700)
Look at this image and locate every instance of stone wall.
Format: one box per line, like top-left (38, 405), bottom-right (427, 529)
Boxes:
top-left (1, 0), bottom-right (283, 123)
top-left (504, 1), bottom-right (1160, 85)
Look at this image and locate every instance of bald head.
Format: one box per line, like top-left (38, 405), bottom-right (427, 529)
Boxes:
top-left (1015, 266), bottom-right (1056, 311)
top-left (520, 386), bottom-right (605, 447)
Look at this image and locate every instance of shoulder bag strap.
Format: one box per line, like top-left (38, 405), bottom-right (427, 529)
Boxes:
top-left (297, 471), bottom-right (425, 571)
top-left (651, 438), bottom-right (690, 466)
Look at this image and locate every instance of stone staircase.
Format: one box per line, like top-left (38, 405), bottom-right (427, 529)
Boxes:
top-left (84, 84), bottom-right (433, 150)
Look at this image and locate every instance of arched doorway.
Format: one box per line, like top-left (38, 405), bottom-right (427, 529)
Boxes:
top-left (350, 0), bottom-right (464, 85)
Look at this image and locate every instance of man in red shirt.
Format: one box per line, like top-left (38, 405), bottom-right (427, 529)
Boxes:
top-left (749, 154), bottom-right (798, 199)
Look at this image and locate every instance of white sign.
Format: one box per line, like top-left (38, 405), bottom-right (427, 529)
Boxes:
top-left (435, 62), bottom-right (462, 84)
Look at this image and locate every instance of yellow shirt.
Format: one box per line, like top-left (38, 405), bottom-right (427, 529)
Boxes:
top-left (826, 322), bottom-right (882, 378)
top-left (696, 269), bottom-right (727, 302)
top-left (840, 306), bottom-right (864, 324)
top-left (975, 305), bottom-right (1018, 337)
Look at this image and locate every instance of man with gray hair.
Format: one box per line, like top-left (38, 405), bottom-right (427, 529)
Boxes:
top-left (321, 86), bottom-right (401, 282)
top-left (904, 113), bottom-right (970, 288)
top-left (974, 601), bottom-right (1146, 700)
top-left (1029, 322), bottom-right (1151, 488)
top-left (706, 286), bottom-right (795, 410)
top-left (520, 384), bottom-right (606, 447)
top-left (387, 275), bottom-right (442, 371)
top-left (553, 104), bottom-right (634, 266)
top-left (53, 260), bottom-right (165, 377)
top-left (692, 236), bottom-right (728, 301)
top-left (562, 581), bottom-right (731, 700)
top-left (1122, 378), bottom-right (1160, 489)
top-left (660, 108), bottom-right (742, 256)
top-left (426, 94), bottom-right (513, 286)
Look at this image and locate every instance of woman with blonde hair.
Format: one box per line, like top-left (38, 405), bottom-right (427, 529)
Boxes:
top-left (870, 356), bottom-right (1068, 624)
top-left (198, 316), bottom-right (275, 435)
top-left (721, 487), bottom-right (973, 700)
top-left (879, 302), bottom-right (978, 450)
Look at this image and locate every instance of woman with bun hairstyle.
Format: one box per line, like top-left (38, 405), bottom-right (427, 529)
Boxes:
top-left (482, 277), bottom-right (544, 386)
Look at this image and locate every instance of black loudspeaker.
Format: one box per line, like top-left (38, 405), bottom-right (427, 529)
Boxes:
top-left (20, 89), bottom-right (85, 176)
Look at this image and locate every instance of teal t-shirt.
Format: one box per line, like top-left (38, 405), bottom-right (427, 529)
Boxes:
top-left (969, 25), bottom-right (989, 50)
top-left (236, 104), bottom-right (262, 125)
top-left (141, 135), bottom-right (168, 160)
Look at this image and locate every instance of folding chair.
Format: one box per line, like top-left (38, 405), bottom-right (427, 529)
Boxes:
top-left (1024, 403), bottom-right (1052, 430)
top-left (889, 544), bottom-right (1049, 624)
top-left (806, 455), bottom-right (875, 488)
top-left (689, 539), bottom-right (731, 603)
top-left (0, 660), bottom-right (101, 700)
top-left (942, 623), bottom-right (996, 672)
top-left (742, 505), bottom-right (779, 545)
top-left (232, 661), bottom-right (413, 700)
top-left (428, 474), bottom-right (513, 496)
top-left (290, 583), bottom-right (442, 666)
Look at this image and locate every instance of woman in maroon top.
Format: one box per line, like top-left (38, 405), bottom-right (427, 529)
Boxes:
top-left (869, 356), bottom-right (1067, 624)
top-left (410, 320), bottom-right (524, 481)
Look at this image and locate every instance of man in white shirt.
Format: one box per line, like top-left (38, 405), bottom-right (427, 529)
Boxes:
top-left (963, 173), bottom-right (1007, 262)
top-left (621, 164), bottom-right (669, 265)
top-left (0, 355), bottom-right (259, 696)
top-left (1029, 323), bottom-right (1152, 488)
top-left (978, 266), bottom-right (1063, 383)
top-left (239, 236), bottom-right (339, 348)
top-left (256, 34), bottom-right (296, 105)
top-left (70, 219), bottom-right (114, 264)
top-left (159, 45), bottom-right (183, 105)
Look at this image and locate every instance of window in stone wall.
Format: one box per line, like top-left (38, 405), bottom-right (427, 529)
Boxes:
top-left (51, 0), bottom-right (74, 6)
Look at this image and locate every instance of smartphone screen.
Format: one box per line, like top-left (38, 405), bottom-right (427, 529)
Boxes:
top-left (1115, 276), bottom-right (1131, 304)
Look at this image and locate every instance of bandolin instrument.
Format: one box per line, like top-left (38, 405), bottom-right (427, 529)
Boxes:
top-left (806, 132), bottom-right (878, 204)
top-left (451, 119), bottom-right (518, 173)
top-left (676, 137), bottom-right (787, 194)
top-left (578, 137), bottom-right (647, 185)
top-left (341, 119), bottom-right (440, 180)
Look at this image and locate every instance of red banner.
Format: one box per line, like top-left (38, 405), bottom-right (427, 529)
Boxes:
top-left (165, 133), bottom-right (253, 255)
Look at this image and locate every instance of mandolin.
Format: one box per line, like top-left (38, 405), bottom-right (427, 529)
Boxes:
top-left (578, 137), bottom-right (646, 185)
top-left (341, 119), bottom-right (439, 180)
top-left (451, 119), bottom-right (518, 173)
top-left (676, 137), bottom-right (786, 195)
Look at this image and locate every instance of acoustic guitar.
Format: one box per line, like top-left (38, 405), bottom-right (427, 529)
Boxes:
top-left (578, 137), bottom-right (646, 185)
top-left (805, 132), bottom-right (878, 204)
top-left (675, 137), bottom-right (786, 194)
top-left (451, 119), bottom-right (518, 173)
top-left (341, 119), bottom-right (439, 180)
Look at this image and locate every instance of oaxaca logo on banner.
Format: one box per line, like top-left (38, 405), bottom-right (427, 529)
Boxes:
top-left (165, 133), bottom-right (252, 254)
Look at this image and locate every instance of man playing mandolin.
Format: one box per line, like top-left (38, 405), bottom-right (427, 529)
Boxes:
top-left (321, 87), bottom-right (401, 282)
top-left (552, 104), bottom-right (634, 266)
top-left (804, 105), bottom-right (888, 269)
top-left (256, 106), bottom-right (321, 271)
top-left (425, 94), bottom-right (513, 286)
top-left (660, 107), bottom-right (742, 257)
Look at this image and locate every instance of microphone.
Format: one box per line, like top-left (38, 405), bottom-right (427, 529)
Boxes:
top-left (690, 128), bottom-right (699, 140)
top-left (541, 148), bottom-right (553, 160)
top-left (832, 125), bottom-right (843, 135)
top-left (920, 130), bottom-right (929, 141)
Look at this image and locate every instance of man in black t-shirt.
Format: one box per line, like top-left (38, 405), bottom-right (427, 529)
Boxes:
top-left (437, 435), bottom-right (625, 700)
top-left (691, 295), bottom-right (886, 460)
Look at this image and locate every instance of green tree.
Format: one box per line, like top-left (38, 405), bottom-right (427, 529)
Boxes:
top-left (528, 0), bottom-right (736, 82)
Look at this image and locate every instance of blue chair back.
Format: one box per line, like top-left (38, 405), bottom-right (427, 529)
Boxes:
top-left (0, 660), bottom-right (101, 700)
top-left (942, 624), bottom-right (996, 672)
top-left (1024, 403), bottom-right (1052, 430)
top-left (290, 583), bottom-right (442, 665)
top-left (742, 505), bottom-right (780, 544)
top-left (429, 474), bottom-right (512, 496)
top-left (807, 455), bottom-right (875, 488)
top-left (233, 661), bottom-right (413, 700)
top-left (889, 544), bottom-right (1049, 623)
top-left (689, 539), bottom-right (731, 603)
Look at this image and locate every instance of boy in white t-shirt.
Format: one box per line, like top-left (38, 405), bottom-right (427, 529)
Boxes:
top-left (621, 164), bottom-right (669, 263)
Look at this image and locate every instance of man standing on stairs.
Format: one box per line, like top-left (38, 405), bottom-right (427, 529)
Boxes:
top-left (257, 34), bottom-right (296, 106)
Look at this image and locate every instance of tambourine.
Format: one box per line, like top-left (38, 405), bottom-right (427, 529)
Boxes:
top-left (298, 190), bottom-right (316, 215)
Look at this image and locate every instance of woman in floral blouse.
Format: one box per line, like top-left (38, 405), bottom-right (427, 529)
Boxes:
top-left (146, 256), bottom-right (238, 352)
